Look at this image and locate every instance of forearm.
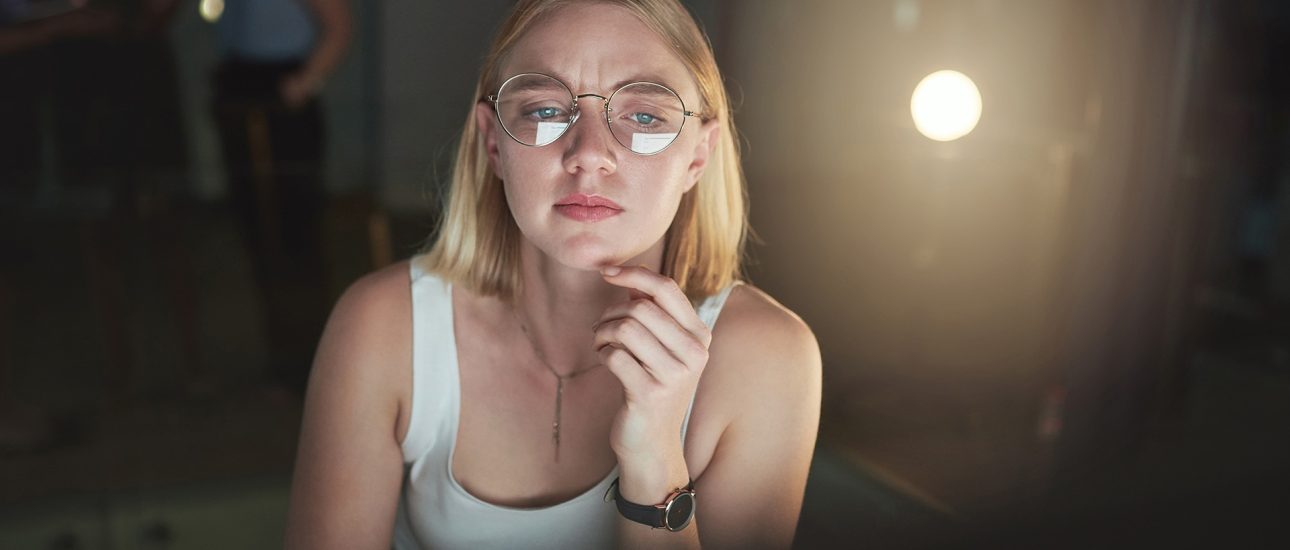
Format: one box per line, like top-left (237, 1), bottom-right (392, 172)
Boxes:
top-left (296, 0), bottom-right (352, 91)
top-left (615, 445), bottom-right (702, 549)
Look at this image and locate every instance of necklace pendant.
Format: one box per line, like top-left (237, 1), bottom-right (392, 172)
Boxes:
top-left (553, 377), bottom-right (564, 463)
top-left (552, 422), bottom-right (560, 463)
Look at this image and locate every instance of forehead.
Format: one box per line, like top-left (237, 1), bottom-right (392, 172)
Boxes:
top-left (500, 3), bottom-right (698, 100)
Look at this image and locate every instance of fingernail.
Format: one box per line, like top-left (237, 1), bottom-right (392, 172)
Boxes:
top-left (601, 266), bottom-right (621, 276)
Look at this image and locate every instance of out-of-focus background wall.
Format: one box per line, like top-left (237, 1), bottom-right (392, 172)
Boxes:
top-left (2, 0), bottom-right (1286, 548)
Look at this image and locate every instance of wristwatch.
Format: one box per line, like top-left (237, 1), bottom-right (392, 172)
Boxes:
top-left (604, 477), bottom-right (696, 531)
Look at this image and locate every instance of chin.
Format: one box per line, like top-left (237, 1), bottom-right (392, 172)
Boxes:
top-left (546, 236), bottom-right (635, 272)
top-left (559, 247), bottom-right (628, 272)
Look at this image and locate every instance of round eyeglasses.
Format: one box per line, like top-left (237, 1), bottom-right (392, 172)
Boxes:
top-left (485, 73), bottom-right (701, 155)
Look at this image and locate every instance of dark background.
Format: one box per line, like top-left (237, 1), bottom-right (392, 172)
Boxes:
top-left (2, 0), bottom-right (1287, 548)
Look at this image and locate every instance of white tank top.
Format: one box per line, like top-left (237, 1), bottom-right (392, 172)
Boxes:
top-left (392, 258), bottom-right (741, 549)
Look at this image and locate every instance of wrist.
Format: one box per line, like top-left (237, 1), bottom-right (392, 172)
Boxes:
top-left (615, 446), bottom-right (689, 505)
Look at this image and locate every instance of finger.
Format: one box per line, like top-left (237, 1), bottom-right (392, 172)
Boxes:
top-left (599, 344), bottom-right (660, 391)
top-left (600, 265), bottom-right (712, 347)
top-left (594, 317), bottom-right (687, 381)
top-left (594, 298), bottom-right (709, 368)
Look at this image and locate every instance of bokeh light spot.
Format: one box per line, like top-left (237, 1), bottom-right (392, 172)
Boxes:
top-left (911, 70), bottom-right (982, 141)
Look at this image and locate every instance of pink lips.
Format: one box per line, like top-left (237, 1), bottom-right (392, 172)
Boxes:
top-left (554, 193), bottom-right (623, 222)
top-left (555, 193), bottom-right (623, 209)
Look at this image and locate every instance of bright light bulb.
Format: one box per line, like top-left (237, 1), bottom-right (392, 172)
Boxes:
top-left (200, 0), bottom-right (224, 23)
top-left (910, 70), bottom-right (982, 141)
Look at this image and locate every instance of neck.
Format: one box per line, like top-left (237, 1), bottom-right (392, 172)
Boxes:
top-left (512, 237), bottom-right (666, 377)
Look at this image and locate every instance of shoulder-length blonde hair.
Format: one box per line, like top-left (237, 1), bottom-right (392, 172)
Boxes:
top-left (419, 0), bottom-right (751, 304)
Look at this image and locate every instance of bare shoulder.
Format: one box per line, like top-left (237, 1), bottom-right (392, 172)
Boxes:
top-left (723, 283), bottom-right (812, 335)
top-left (327, 259), bottom-right (412, 342)
top-left (312, 260), bottom-right (414, 439)
top-left (335, 259), bottom-right (412, 316)
top-left (700, 281), bottom-right (821, 432)
top-left (710, 282), bottom-right (820, 381)
top-left (321, 260), bottom-right (412, 362)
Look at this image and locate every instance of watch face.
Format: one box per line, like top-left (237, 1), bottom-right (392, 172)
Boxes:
top-left (664, 492), bottom-right (695, 531)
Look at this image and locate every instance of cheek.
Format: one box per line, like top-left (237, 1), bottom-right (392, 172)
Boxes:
top-left (493, 141), bottom-right (526, 182)
top-left (496, 150), bottom-right (547, 201)
top-left (620, 156), bottom-right (693, 197)
top-left (500, 173), bottom-right (542, 221)
top-left (619, 164), bottom-right (692, 227)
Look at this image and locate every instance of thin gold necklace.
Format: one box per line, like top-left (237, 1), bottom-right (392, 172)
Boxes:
top-left (511, 306), bottom-right (605, 463)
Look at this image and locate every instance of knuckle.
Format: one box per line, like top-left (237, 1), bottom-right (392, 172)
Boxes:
top-left (669, 362), bottom-right (691, 380)
top-left (666, 353), bottom-right (690, 372)
top-left (606, 319), bottom-right (628, 339)
top-left (617, 318), bottom-right (644, 339)
top-left (680, 351), bottom-right (706, 371)
top-left (629, 299), bottom-right (657, 317)
top-left (689, 341), bottom-right (709, 363)
top-left (607, 346), bottom-right (633, 364)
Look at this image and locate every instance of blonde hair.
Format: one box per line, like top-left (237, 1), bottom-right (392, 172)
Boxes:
top-left (419, 0), bottom-right (752, 304)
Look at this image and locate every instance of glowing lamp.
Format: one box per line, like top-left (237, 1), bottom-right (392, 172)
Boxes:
top-left (911, 70), bottom-right (982, 141)
top-left (200, 0), bottom-right (224, 23)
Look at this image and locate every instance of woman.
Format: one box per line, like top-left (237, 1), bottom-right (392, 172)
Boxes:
top-left (284, 1), bottom-right (821, 548)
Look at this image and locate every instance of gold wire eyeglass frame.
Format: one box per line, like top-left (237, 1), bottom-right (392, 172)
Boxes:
top-left (484, 72), bottom-right (702, 156)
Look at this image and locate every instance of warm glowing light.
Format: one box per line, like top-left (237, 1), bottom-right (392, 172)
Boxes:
top-left (199, 0), bottom-right (224, 23)
top-left (910, 70), bottom-right (982, 141)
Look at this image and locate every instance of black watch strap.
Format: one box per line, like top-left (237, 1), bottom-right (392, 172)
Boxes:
top-left (604, 477), bottom-right (696, 531)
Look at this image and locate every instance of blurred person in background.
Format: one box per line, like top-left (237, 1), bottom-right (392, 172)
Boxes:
top-left (211, 0), bottom-right (351, 398)
top-left (283, 0), bottom-right (821, 548)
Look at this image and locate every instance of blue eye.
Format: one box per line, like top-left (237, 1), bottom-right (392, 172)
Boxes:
top-left (630, 112), bottom-right (658, 125)
top-left (531, 107), bottom-right (562, 120)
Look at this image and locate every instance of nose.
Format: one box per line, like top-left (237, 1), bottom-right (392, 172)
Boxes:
top-left (561, 96), bottom-right (618, 176)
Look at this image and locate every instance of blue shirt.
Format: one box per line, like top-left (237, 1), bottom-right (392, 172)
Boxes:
top-left (217, 0), bottom-right (317, 62)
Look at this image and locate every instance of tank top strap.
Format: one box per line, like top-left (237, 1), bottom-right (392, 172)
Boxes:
top-left (401, 258), bottom-right (459, 463)
top-left (695, 280), bottom-right (743, 330)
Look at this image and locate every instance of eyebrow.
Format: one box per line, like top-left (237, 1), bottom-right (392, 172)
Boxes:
top-left (613, 82), bottom-right (680, 100)
top-left (503, 77), bottom-right (570, 95)
top-left (522, 71), bottom-right (684, 96)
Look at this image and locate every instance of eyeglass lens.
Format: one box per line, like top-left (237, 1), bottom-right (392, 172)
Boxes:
top-left (493, 74), bottom-right (686, 155)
